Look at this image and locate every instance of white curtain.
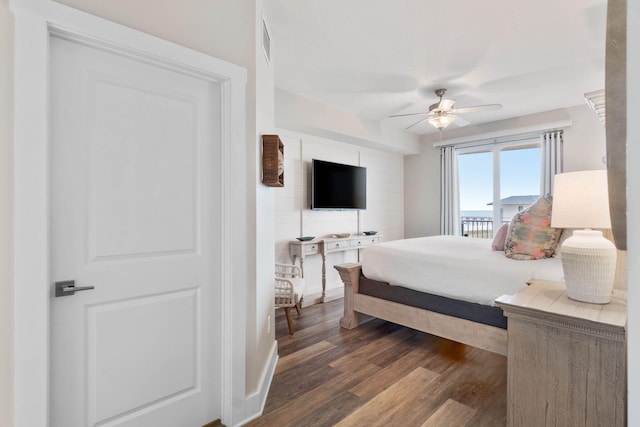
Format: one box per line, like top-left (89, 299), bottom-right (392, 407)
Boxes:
top-left (541, 130), bottom-right (564, 196)
top-left (440, 145), bottom-right (460, 235)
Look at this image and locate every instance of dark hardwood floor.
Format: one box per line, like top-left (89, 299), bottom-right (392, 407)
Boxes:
top-left (245, 299), bottom-right (507, 427)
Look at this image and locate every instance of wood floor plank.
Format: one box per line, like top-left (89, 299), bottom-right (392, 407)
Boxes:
top-left (275, 340), bottom-right (336, 374)
top-left (248, 363), bottom-right (378, 427)
top-left (369, 329), bottom-right (435, 368)
top-left (448, 348), bottom-right (507, 426)
top-left (412, 347), bottom-right (507, 426)
top-left (276, 316), bottom-right (337, 346)
top-left (263, 353), bottom-right (343, 412)
top-left (276, 320), bottom-right (340, 358)
top-left (349, 345), bottom-right (433, 399)
top-left (275, 304), bottom-right (343, 352)
top-left (420, 398), bottom-right (476, 427)
top-left (334, 367), bottom-right (440, 427)
top-left (293, 390), bottom-right (363, 427)
top-left (420, 338), bottom-right (474, 374)
top-left (329, 326), bottom-right (415, 372)
top-left (326, 321), bottom-right (403, 356)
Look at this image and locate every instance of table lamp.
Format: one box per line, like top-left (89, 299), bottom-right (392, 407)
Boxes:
top-left (551, 170), bottom-right (617, 303)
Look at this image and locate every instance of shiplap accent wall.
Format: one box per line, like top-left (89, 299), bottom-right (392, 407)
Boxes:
top-left (274, 131), bottom-right (404, 302)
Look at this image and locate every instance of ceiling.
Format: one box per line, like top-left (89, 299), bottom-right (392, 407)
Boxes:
top-left (265, 0), bottom-right (607, 135)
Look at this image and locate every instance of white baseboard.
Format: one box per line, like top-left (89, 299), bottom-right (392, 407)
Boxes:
top-left (235, 340), bottom-right (278, 426)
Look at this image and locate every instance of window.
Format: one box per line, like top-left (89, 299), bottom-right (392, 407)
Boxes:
top-left (458, 141), bottom-right (541, 238)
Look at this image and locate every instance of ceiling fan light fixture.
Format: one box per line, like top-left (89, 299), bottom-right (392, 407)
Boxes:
top-left (428, 113), bottom-right (454, 129)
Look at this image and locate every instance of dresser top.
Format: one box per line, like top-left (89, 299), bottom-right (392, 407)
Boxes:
top-left (496, 280), bottom-right (627, 331)
top-left (290, 234), bottom-right (381, 244)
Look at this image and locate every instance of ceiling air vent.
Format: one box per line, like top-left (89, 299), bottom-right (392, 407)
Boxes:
top-left (584, 89), bottom-right (605, 127)
top-left (262, 18), bottom-right (271, 64)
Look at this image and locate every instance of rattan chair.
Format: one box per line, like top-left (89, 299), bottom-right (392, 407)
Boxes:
top-left (275, 263), bottom-right (305, 335)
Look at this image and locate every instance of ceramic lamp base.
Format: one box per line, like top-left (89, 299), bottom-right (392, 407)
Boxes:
top-left (560, 229), bottom-right (617, 304)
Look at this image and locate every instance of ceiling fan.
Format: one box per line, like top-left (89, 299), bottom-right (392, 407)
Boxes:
top-left (389, 88), bottom-right (502, 130)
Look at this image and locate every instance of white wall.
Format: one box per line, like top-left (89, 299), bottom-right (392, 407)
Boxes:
top-left (55, 0), bottom-right (254, 67)
top-left (627, 1), bottom-right (639, 423)
top-left (562, 104), bottom-right (607, 172)
top-left (404, 105), bottom-right (607, 238)
top-left (246, 0), bottom-right (278, 414)
top-left (404, 142), bottom-right (441, 238)
top-left (0, 1), bottom-right (13, 425)
top-left (274, 132), bottom-right (404, 301)
top-left (275, 88), bottom-right (421, 155)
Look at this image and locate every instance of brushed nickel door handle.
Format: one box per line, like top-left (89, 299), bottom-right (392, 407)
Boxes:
top-left (55, 280), bottom-right (95, 297)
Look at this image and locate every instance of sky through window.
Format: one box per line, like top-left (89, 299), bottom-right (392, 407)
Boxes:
top-left (459, 147), bottom-right (541, 214)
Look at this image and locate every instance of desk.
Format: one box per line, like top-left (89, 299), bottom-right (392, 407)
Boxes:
top-left (290, 234), bottom-right (380, 302)
top-left (495, 280), bottom-right (627, 427)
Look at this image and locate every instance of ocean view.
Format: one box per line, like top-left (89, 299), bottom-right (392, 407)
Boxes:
top-left (460, 210), bottom-right (492, 218)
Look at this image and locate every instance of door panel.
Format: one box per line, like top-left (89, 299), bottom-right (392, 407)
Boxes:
top-left (89, 78), bottom-right (197, 259)
top-left (50, 35), bottom-right (221, 427)
top-left (88, 289), bottom-right (198, 423)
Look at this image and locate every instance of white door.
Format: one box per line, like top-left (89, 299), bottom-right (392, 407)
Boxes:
top-left (49, 35), bottom-right (222, 427)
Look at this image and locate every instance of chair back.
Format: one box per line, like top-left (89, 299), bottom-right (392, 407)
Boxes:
top-left (275, 263), bottom-right (301, 279)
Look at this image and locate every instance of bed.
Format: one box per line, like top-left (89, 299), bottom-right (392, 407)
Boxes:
top-left (334, 235), bottom-right (565, 356)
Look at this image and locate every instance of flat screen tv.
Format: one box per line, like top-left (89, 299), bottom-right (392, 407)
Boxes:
top-left (311, 159), bottom-right (366, 210)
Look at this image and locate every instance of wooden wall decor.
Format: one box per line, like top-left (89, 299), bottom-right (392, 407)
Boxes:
top-left (605, 0), bottom-right (627, 250)
top-left (262, 134), bottom-right (284, 187)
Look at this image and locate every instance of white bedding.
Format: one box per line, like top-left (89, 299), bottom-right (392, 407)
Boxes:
top-left (361, 235), bottom-right (564, 306)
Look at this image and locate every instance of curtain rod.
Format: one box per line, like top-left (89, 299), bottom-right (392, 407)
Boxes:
top-left (432, 118), bottom-right (572, 148)
top-left (439, 128), bottom-right (564, 151)
top-left (453, 130), bottom-right (562, 151)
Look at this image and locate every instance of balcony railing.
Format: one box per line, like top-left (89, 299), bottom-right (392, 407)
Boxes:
top-left (460, 217), bottom-right (509, 239)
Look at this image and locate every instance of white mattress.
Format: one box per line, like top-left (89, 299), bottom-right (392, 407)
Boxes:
top-left (361, 236), bottom-right (564, 306)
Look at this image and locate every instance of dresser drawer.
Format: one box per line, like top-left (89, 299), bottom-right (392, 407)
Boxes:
top-left (325, 240), bottom-right (348, 251)
top-left (304, 244), bottom-right (319, 254)
top-left (351, 236), bottom-right (378, 247)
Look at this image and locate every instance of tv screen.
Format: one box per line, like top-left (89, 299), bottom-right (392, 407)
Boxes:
top-left (311, 159), bottom-right (366, 210)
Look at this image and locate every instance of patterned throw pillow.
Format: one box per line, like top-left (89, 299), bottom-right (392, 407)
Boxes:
top-left (504, 194), bottom-right (561, 260)
top-left (491, 223), bottom-right (509, 251)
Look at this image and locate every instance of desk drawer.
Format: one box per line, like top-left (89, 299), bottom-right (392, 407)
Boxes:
top-left (304, 244), bottom-right (319, 254)
top-left (350, 237), bottom-right (378, 248)
top-left (325, 241), bottom-right (348, 251)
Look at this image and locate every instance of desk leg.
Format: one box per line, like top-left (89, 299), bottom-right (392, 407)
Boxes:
top-left (291, 254), bottom-right (305, 278)
top-left (321, 253), bottom-right (326, 302)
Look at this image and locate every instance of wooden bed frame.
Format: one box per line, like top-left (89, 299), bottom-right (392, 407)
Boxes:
top-left (334, 263), bottom-right (508, 356)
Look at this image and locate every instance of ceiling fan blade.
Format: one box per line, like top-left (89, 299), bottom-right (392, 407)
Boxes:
top-left (450, 114), bottom-right (470, 127)
top-left (405, 117), bottom-right (428, 130)
top-left (450, 103), bottom-right (502, 114)
top-left (388, 112), bottom-right (426, 118)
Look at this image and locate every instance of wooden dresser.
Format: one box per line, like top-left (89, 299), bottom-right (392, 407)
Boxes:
top-left (495, 280), bottom-right (627, 427)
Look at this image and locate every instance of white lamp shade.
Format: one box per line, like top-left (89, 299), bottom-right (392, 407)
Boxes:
top-left (551, 170), bottom-right (612, 229)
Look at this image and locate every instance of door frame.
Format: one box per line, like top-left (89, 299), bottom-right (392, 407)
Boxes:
top-left (11, 1), bottom-right (247, 426)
